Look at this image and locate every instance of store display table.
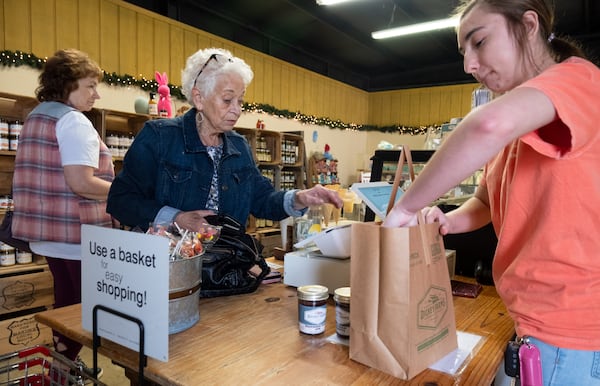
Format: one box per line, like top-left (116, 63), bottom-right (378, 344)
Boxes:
top-left (36, 276), bottom-right (513, 385)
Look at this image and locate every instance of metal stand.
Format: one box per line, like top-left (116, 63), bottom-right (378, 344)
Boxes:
top-left (93, 304), bottom-right (147, 385)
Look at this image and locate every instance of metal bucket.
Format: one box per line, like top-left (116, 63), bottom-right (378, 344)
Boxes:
top-left (169, 254), bottom-right (202, 334)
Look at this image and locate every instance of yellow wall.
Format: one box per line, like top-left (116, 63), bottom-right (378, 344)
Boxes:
top-left (0, 0), bottom-right (477, 127)
top-left (369, 84), bottom-right (479, 127)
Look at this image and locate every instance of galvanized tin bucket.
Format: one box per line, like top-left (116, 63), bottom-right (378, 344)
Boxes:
top-left (168, 254), bottom-right (202, 334)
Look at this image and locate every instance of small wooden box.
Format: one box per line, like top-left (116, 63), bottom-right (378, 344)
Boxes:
top-left (255, 229), bottom-right (282, 258)
top-left (0, 265), bottom-right (54, 317)
top-left (0, 313), bottom-right (53, 355)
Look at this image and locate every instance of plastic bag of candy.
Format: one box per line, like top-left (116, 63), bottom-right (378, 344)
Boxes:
top-left (147, 223), bottom-right (203, 260)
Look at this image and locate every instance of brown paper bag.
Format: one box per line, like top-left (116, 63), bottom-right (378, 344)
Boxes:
top-left (349, 146), bottom-right (457, 380)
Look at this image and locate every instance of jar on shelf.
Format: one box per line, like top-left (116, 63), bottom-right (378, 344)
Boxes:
top-left (0, 118), bottom-right (9, 151)
top-left (8, 120), bottom-right (22, 151)
top-left (0, 242), bottom-right (16, 266)
top-left (16, 250), bottom-right (33, 264)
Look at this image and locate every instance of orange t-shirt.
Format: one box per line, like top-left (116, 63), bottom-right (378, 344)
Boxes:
top-left (483, 57), bottom-right (600, 350)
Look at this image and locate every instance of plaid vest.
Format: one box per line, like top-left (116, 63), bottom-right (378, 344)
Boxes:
top-left (12, 102), bottom-right (114, 244)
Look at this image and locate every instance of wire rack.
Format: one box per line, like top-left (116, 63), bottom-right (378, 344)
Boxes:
top-left (0, 345), bottom-right (106, 386)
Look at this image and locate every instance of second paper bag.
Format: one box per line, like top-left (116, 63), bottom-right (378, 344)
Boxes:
top-left (349, 220), bottom-right (457, 380)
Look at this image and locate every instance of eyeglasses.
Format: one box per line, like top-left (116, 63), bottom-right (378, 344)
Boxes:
top-left (193, 53), bottom-right (233, 88)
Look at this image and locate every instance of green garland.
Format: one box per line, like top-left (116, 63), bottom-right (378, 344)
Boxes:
top-left (1, 49), bottom-right (441, 135)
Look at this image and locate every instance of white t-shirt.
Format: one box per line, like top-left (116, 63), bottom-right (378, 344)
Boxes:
top-left (29, 110), bottom-right (100, 260)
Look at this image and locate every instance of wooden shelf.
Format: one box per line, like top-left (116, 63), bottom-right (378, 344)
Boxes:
top-left (235, 127), bottom-right (306, 231)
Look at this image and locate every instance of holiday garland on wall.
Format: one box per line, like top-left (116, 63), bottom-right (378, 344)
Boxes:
top-left (0, 50), bottom-right (441, 135)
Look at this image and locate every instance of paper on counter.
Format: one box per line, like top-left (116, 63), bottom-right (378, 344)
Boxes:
top-left (326, 333), bottom-right (349, 346)
top-left (267, 261), bottom-right (283, 270)
top-left (428, 331), bottom-right (483, 375)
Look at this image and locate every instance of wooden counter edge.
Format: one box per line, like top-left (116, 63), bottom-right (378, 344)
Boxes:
top-left (34, 305), bottom-right (171, 385)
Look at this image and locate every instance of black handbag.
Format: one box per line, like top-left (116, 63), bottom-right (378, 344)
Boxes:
top-left (200, 214), bottom-right (270, 298)
top-left (0, 210), bottom-right (32, 253)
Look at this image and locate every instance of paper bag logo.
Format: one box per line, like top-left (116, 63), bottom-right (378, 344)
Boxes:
top-left (8, 316), bottom-right (41, 346)
top-left (417, 285), bottom-right (448, 329)
top-left (2, 280), bottom-right (35, 310)
top-left (430, 238), bottom-right (443, 262)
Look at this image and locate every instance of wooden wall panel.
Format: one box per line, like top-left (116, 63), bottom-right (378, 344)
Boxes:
top-left (242, 51), bottom-right (257, 103)
top-left (429, 89), bottom-right (442, 124)
top-left (271, 61), bottom-right (282, 109)
top-left (136, 13), bottom-right (153, 78)
top-left (419, 91), bottom-right (432, 125)
top-left (56, 0), bottom-right (79, 50)
top-left (195, 34), bottom-right (210, 55)
top-left (303, 75), bottom-right (313, 116)
top-left (310, 77), bottom-right (320, 117)
top-left (31, 0), bottom-right (55, 57)
top-left (99, 0), bottom-right (119, 74)
top-left (280, 65), bottom-right (290, 109)
top-left (168, 26), bottom-right (184, 86)
top-left (118, 6), bottom-right (136, 76)
top-left (286, 66), bottom-right (297, 110)
top-left (369, 83), bottom-right (479, 126)
top-left (183, 30), bottom-right (197, 59)
top-left (295, 70), bottom-right (305, 113)
top-left (78, 0), bottom-right (100, 61)
top-left (262, 60), bottom-right (273, 105)
top-left (3, 0), bottom-right (31, 51)
top-left (391, 93), bottom-right (402, 124)
top-left (153, 19), bottom-right (170, 78)
top-left (0, 0), bottom-right (4, 49)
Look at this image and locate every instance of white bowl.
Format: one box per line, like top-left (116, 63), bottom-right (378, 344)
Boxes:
top-left (294, 223), bottom-right (353, 257)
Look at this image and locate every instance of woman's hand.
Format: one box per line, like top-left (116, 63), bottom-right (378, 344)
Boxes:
top-left (383, 205), bottom-right (450, 234)
top-left (174, 210), bottom-right (216, 232)
top-left (294, 185), bottom-right (343, 210)
top-left (422, 206), bottom-right (451, 235)
top-left (382, 206), bottom-right (418, 228)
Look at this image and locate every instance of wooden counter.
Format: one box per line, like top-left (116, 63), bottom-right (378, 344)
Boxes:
top-left (36, 275), bottom-right (513, 385)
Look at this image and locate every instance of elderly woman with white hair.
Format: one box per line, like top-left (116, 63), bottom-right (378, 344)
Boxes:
top-left (107, 48), bottom-right (341, 232)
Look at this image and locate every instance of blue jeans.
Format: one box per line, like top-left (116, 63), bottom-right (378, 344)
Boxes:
top-left (529, 336), bottom-right (600, 386)
top-left (495, 336), bottom-right (600, 386)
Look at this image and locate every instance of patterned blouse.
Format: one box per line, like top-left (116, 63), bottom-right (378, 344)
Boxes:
top-left (205, 144), bottom-right (223, 211)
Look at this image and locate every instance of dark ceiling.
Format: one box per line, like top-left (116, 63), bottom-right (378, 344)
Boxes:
top-left (125, 0), bottom-right (600, 92)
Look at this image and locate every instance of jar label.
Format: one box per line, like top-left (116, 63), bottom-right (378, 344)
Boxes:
top-left (16, 252), bottom-right (32, 264)
top-left (0, 252), bottom-right (15, 266)
top-left (335, 306), bottom-right (350, 337)
top-left (298, 304), bottom-right (326, 334)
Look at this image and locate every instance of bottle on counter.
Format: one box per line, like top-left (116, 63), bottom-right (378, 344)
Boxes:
top-left (148, 92), bottom-right (158, 116)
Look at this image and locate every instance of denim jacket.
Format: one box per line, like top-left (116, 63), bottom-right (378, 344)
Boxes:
top-left (107, 108), bottom-right (294, 230)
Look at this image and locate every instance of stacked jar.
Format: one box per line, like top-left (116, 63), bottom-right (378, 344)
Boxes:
top-left (0, 195), bottom-right (12, 211)
top-left (0, 118), bottom-right (9, 151)
top-left (8, 120), bottom-right (23, 151)
top-left (16, 249), bottom-right (33, 264)
top-left (106, 133), bottom-right (134, 157)
top-left (0, 242), bottom-right (15, 266)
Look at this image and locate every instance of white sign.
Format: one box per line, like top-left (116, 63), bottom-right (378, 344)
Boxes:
top-left (81, 225), bottom-right (170, 361)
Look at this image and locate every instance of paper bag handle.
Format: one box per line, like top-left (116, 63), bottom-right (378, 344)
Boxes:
top-left (386, 146), bottom-right (415, 215)
top-left (386, 146), bottom-right (432, 265)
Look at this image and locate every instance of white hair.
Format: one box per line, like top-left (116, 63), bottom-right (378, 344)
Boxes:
top-left (181, 48), bottom-right (254, 104)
